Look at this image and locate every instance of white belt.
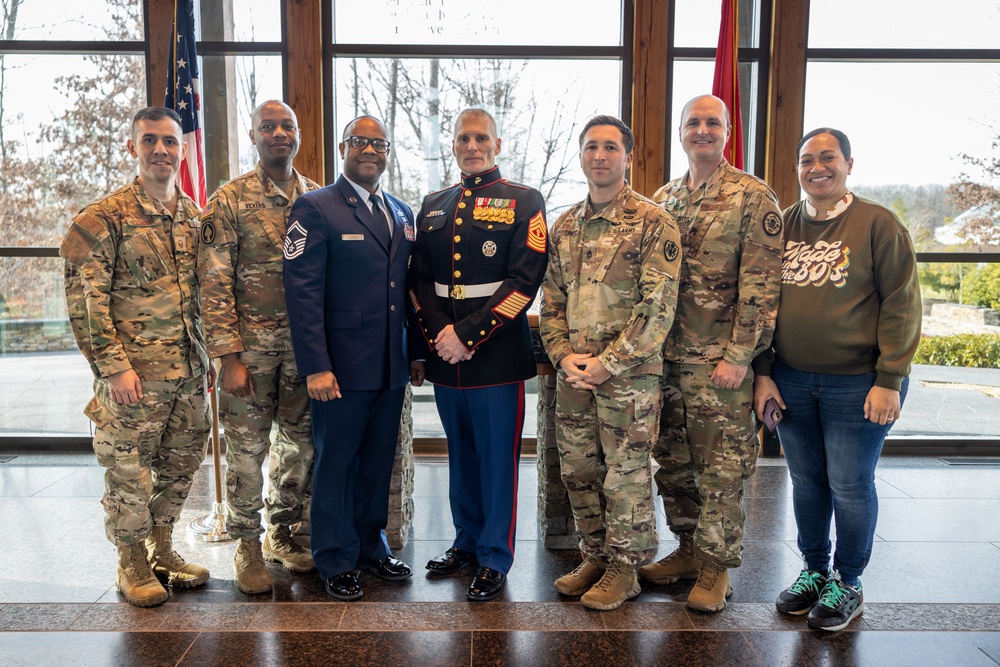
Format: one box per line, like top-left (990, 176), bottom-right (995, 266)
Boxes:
top-left (434, 281), bottom-right (503, 300)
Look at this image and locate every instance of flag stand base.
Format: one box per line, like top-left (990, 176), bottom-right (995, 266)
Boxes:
top-left (188, 501), bottom-right (231, 542)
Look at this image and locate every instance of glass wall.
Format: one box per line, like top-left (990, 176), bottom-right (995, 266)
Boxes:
top-left (802, 1), bottom-right (1000, 440)
top-left (668, 0), bottom-right (768, 182)
top-left (0, 0), bottom-right (286, 439)
top-left (329, 0), bottom-right (628, 437)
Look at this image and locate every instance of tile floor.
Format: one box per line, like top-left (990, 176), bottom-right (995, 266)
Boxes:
top-left (1, 453), bottom-right (999, 666)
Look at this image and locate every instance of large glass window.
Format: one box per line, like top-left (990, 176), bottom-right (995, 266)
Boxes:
top-left (333, 0), bottom-right (623, 47)
top-left (8, 0), bottom-right (142, 41)
top-left (195, 1), bottom-right (284, 190)
top-left (808, 0), bottom-right (1000, 49)
top-left (329, 1), bottom-right (628, 438)
top-left (0, 0), bottom-right (286, 439)
top-left (333, 57), bottom-right (621, 214)
top-left (668, 0), bottom-right (769, 179)
top-left (0, 256), bottom-right (95, 436)
top-left (802, 2), bottom-right (1000, 441)
top-left (1, 2), bottom-right (146, 439)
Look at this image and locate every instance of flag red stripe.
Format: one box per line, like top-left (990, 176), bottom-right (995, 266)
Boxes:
top-left (712, 0), bottom-right (744, 170)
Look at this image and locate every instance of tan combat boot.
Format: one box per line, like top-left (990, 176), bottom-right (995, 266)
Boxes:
top-left (554, 556), bottom-right (605, 596)
top-left (263, 524), bottom-right (315, 572)
top-left (116, 542), bottom-right (168, 608)
top-left (638, 532), bottom-right (700, 584)
top-left (145, 524), bottom-right (210, 588)
top-left (686, 560), bottom-right (733, 612)
top-left (580, 561), bottom-right (641, 611)
top-left (234, 537), bottom-right (273, 595)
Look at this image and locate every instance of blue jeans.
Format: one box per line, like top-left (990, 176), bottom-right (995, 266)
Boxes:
top-left (772, 361), bottom-right (908, 584)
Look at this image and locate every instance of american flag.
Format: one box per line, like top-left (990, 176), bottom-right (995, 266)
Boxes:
top-left (165, 0), bottom-right (207, 207)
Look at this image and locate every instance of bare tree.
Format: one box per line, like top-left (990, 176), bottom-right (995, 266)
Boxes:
top-left (345, 57), bottom-right (586, 210)
top-left (947, 142), bottom-right (1000, 251)
top-left (0, 0), bottom-right (143, 319)
top-left (0, 0), bottom-right (25, 167)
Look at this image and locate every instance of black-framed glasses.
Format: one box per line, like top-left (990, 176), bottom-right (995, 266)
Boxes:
top-left (345, 135), bottom-right (390, 153)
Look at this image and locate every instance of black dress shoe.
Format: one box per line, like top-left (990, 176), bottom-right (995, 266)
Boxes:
top-left (426, 547), bottom-right (476, 575)
top-left (324, 571), bottom-right (363, 601)
top-left (360, 556), bottom-right (413, 582)
top-left (467, 566), bottom-right (506, 602)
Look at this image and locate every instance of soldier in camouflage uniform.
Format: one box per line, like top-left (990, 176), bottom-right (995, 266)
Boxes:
top-left (197, 100), bottom-right (319, 595)
top-left (638, 95), bottom-right (783, 612)
top-left (540, 116), bottom-right (681, 611)
top-left (60, 107), bottom-right (212, 608)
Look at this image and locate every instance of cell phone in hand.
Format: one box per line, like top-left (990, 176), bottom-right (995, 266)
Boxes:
top-left (763, 397), bottom-right (782, 433)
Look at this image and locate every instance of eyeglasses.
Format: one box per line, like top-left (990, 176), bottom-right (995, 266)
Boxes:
top-left (344, 135), bottom-right (390, 153)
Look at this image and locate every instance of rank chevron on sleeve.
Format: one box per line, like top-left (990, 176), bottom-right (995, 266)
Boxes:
top-left (283, 220), bottom-right (308, 260)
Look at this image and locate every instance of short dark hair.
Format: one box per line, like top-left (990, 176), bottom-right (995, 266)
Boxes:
top-left (578, 115), bottom-right (634, 154)
top-left (797, 127), bottom-right (852, 160)
top-left (131, 106), bottom-right (182, 137)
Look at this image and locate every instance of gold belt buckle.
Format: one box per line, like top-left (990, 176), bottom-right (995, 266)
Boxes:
top-left (450, 285), bottom-right (465, 300)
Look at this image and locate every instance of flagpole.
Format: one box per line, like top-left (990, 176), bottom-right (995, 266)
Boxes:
top-left (188, 362), bottom-right (229, 541)
top-left (169, 0), bottom-right (227, 541)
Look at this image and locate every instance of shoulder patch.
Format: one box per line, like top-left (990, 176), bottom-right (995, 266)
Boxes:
top-left (664, 239), bottom-right (679, 262)
top-left (199, 200), bottom-right (215, 222)
top-left (201, 219), bottom-right (217, 245)
top-left (527, 211), bottom-right (547, 253)
top-left (283, 220), bottom-right (308, 259)
top-left (74, 212), bottom-right (106, 239)
top-left (763, 211), bottom-right (782, 237)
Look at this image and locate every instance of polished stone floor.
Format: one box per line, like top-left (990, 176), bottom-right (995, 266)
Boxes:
top-left (1, 453), bottom-right (999, 666)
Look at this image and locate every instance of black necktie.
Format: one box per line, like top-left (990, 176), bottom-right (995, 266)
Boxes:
top-left (370, 194), bottom-right (391, 246)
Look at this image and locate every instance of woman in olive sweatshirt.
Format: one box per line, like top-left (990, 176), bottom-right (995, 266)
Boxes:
top-left (752, 127), bottom-right (922, 633)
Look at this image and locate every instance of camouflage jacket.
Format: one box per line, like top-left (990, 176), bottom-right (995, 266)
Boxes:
top-left (540, 184), bottom-right (682, 378)
top-left (60, 179), bottom-right (208, 381)
top-left (652, 159), bottom-right (783, 367)
top-left (197, 163), bottom-right (319, 357)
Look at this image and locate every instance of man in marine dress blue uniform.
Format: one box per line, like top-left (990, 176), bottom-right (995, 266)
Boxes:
top-left (283, 115), bottom-right (416, 601)
top-left (408, 108), bottom-right (548, 601)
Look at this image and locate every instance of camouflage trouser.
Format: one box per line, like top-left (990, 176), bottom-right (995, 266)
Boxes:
top-left (555, 373), bottom-right (661, 565)
top-left (87, 374), bottom-right (210, 546)
top-left (220, 350), bottom-right (314, 539)
top-left (653, 362), bottom-right (757, 568)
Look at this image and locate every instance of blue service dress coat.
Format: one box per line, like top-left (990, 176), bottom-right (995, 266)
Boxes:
top-left (283, 175), bottom-right (415, 391)
top-left (282, 175), bottom-right (415, 578)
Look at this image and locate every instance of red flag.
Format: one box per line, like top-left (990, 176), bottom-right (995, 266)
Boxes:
top-left (164, 0), bottom-right (207, 207)
top-left (712, 0), bottom-right (744, 170)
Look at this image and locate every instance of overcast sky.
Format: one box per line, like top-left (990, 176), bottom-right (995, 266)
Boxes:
top-left (7, 0), bottom-right (1000, 189)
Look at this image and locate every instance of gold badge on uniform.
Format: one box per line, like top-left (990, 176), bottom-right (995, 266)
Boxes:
top-left (664, 239), bottom-right (679, 261)
top-left (763, 211), bottom-right (782, 237)
top-left (474, 197), bottom-right (516, 224)
top-left (482, 240), bottom-right (497, 257)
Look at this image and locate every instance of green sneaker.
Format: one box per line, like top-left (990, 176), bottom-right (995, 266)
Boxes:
top-left (775, 569), bottom-right (829, 615)
top-left (806, 574), bottom-right (863, 632)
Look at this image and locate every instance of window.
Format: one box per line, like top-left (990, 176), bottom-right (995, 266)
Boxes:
top-left (802, 0), bottom-right (1000, 440)
top-left (0, 1), bottom-right (145, 437)
top-left (667, 0), bottom-right (770, 181)
top-left (327, 0), bottom-right (629, 437)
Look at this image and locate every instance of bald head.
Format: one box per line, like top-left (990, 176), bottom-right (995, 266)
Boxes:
top-left (252, 100), bottom-right (297, 129)
top-left (679, 95), bottom-right (730, 131)
top-left (342, 115), bottom-right (388, 141)
top-left (678, 94), bottom-right (732, 168)
top-left (250, 100), bottom-right (301, 174)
